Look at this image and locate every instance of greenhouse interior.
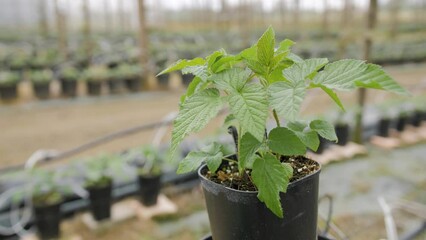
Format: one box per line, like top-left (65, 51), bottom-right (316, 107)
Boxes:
top-left (0, 0), bottom-right (426, 239)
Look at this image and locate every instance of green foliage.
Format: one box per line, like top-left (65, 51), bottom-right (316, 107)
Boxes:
top-left (0, 71), bottom-right (19, 86)
top-left (84, 154), bottom-right (119, 188)
top-left (84, 65), bottom-right (109, 82)
top-left (31, 70), bottom-right (53, 85)
top-left (60, 66), bottom-right (80, 81)
top-left (31, 169), bottom-right (63, 206)
top-left (135, 145), bottom-right (166, 176)
top-left (160, 27), bottom-right (407, 218)
top-left (114, 64), bottom-right (142, 79)
top-left (177, 142), bottom-right (224, 174)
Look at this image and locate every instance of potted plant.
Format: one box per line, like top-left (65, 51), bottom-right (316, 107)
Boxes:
top-left (83, 65), bottom-right (108, 96)
top-left (115, 63), bottom-right (142, 92)
top-left (59, 66), bottom-right (80, 97)
top-left (0, 71), bottom-right (19, 101)
top-left (395, 109), bottom-right (409, 132)
top-left (159, 27), bottom-right (408, 239)
top-left (107, 68), bottom-right (123, 94)
top-left (130, 145), bottom-right (164, 206)
top-left (84, 155), bottom-right (116, 221)
top-left (8, 54), bottom-right (28, 72)
top-left (31, 170), bottom-right (63, 240)
top-left (31, 69), bottom-right (53, 99)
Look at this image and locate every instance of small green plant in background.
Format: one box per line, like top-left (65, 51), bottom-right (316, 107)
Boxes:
top-left (159, 27), bottom-right (408, 217)
top-left (31, 169), bottom-right (63, 207)
top-left (84, 155), bottom-right (119, 188)
top-left (0, 71), bottom-right (19, 86)
top-left (114, 64), bottom-right (142, 79)
top-left (83, 65), bottom-right (109, 82)
top-left (60, 66), bottom-right (80, 81)
top-left (31, 70), bottom-right (53, 85)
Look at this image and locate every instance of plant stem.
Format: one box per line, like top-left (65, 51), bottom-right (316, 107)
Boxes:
top-left (273, 109), bottom-right (281, 127)
top-left (223, 157), bottom-right (238, 163)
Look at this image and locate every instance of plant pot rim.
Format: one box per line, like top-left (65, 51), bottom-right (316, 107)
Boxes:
top-left (198, 156), bottom-right (321, 195)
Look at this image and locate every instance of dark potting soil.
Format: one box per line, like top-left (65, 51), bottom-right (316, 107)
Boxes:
top-left (204, 155), bottom-right (320, 192)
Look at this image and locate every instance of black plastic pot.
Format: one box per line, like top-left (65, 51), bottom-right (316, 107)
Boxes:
top-left (87, 81), bottom-right (102, 96)
top-left (199, 161), bottom-right (321, 240)
top-left (157, 74), bottom-right (169, 88)
top-left (124, 78), bottom-right (141, 92)
top-left (33, 83), bottom-right (50, 99)
top-left (61, 79), bottom-right (77, 97)
top-left (88, 184), bottom-right (112, 221)
top-left (334, 123), bottom-right (349, 146)
top-left (33, 203), bottom-right (61, 239)
top-left (201, 234), bottom-right (333, 240)
top-left (411, 111), bottom-right (423, 127)
top-left (138, 174), bottom-right (161, 206)
top-left (0, 85), bottom-right (18, 100)
top-left (316, 136), bottom-right (329, 154)
top-left (396, 115), bottom-right (407, 132)
top-left (377, 118), bottom-right (391, 137)
top-left (107, 79), bottom-right (123, 94)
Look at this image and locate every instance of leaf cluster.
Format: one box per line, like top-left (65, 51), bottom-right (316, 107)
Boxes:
top-left (159, 27), bottom-right (408, 217)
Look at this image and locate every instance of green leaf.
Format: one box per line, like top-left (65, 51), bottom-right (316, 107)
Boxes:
top-left (283, 58), bottom-right (329, 83)
top-left (182, 65), bottom-right (209, 81)
top-left (252, 153), bottom-right (293, 218)
top-left (354, 64), bottom-right (409, 95)
top-left (238, 133), bottom-right (262, 171)
top-left (245, 58), bottom-right (267, 76)
top-left (202, 143), bottom-right (225, 173)
top-left (268, 65), bottom-right (286, 83)
top-left (287, 121), bottom-right (320, 151)
top-left (268, 80), bottom-right (306, 121)
top-left (207, 50), bottom-right (226, 68)
top-left (210, 68), bottom-right (251, 91)
top-left (268, 127), bottom-right (307, 156)
top-left (171, 88), bottom-right (223, 157)
top-left (285, 52), bottom-right (304, 63)
top-left (310, 120), bottom-right (337, 142)
top-left (257, 26), bottom-right (275, 66)
top-left (277, 39), bottom-right (295, 53)
top-left (239, 44), bottom-right (257, 60)
top-left (312, 83), bottom-right (345, 111)
top-left (158, 58), bottom-right (205, 76)
top-left (177, 149), bottom-right (223, 174)
top-left (211, 55), bottom-right (239, 73)
top-left (223, 114), bottom-right (236, 127)
top-left (228, 84), bottom-right (269, 142)
top-left (180, 76), bottom-right (202, 104)
top-left (313, 59), bottom-right (367, 91)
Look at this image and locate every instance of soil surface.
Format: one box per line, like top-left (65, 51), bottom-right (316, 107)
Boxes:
top-left (204, 155), bottom-right (320, 191)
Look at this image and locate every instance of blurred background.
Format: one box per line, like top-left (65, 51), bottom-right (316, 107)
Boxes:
top-left (0, 0), bottom-right (426, 239)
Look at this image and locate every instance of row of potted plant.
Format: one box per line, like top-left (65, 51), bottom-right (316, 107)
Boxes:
top-left (26, 145), bottom-right (166, 239)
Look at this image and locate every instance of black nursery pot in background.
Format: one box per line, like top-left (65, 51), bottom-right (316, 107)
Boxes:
top-left (316, 136), bottom-right (329, 154)
top-left (334, 123), bottom-right (349, 146)
top-left (87, 82), bottom-right (102, 96)
top-left (33, 203), bottom-right (61, 239)
top-left (61, 80), bottom-right (77, 97)
top-left (378, 118), bottom-right (391, 137)
top-left (107, 79), bottom-right (123, 94)
top-left (396, 115), bottom-right (407, 132)
top-left (33, 83), bottom-right (50, 99)
top-left (138, 174), bottom-right (161, 206)
top-left (199, 162), bottom-right (321, 240)
top-left (0, 85), bottom-right (18, 100)
top-left (181, 73), bottom-right (194, 86)
top-left (88, 184), bottom-right (113, 221)
top-left (411, 111), bottom-right (423, 127)
top-left (124, 78), bottom-right (141, 92)
top-left (157, 74), bottom-right (169, 89)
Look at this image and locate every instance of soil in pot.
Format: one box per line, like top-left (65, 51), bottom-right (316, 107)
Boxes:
top-left (335, 123), bottom-right (349, 146)
top-left (138, 174), bottom-right (161, 206)
top-left (124, 78), bottom-right (141, 92)
top-left (88, 184), bottom-right (113, 221)
top-left (33, 83), bottom-right (50, 99)
top-left (377, 118), bottom-right (391, 137)
top-left (60, 80), bottom-right (77, 97)
top-left (107, 79), bottom-right (124, 94)
top-left (395, 115), bottom-right (407, 132)
top-left (87, 81), bottom-right (102, 96)
top-left (0, 85), bottom-right (18, 101)
top-left (200, 155), bottom-right (321, 240)
top-left (33, 202), bottom-right (61, 239)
